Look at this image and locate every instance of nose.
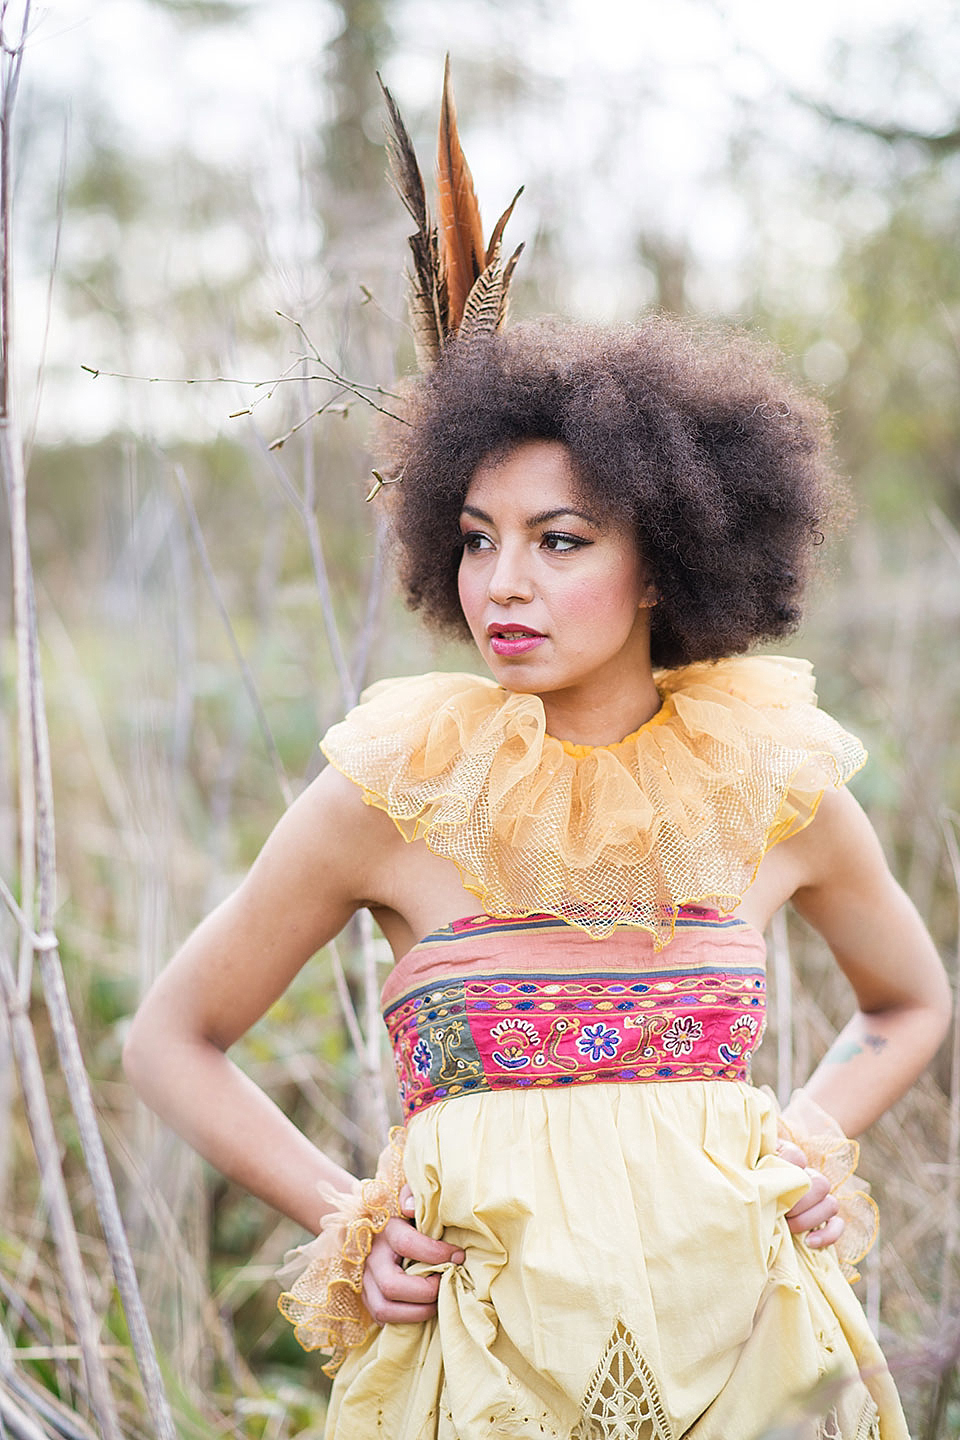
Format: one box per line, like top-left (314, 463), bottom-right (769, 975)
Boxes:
top-left (487, 540), bottom-right (534, 604)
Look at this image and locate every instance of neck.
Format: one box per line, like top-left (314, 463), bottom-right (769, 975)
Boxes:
top-left (539, 672), bottom-right (663, 748)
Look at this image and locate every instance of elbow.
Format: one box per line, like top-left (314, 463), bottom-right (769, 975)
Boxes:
top-left (905, 969), bottom-right (954, 1066)
top-left (933, 972), bottom-right (955, 1050)
top-left (122, 1005), bottom-right (152, 1097)
top-left (122, 994), bottom-right (178, 1101)
top-left (922, 952), bottom-right (954, 1050)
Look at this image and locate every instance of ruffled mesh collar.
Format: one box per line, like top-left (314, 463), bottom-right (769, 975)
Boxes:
top-left (321, 656), bottom-right (866, 946)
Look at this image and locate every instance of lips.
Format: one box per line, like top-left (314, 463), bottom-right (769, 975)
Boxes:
top-left (486, 621), bottom-right (547, 658)
top-left (486, 622), bottom-right (545, 639)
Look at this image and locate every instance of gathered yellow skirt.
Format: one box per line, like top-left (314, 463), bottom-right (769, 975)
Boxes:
top-left (324, 1082), bottom-right (904, 1440)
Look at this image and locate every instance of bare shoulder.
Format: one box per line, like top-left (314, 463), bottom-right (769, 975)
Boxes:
top-left (785, 785), bottom-right (888, 892)
top-left (251, 762), bottom-right (401, 894)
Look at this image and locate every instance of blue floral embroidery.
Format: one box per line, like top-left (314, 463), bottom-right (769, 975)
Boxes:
top-left (576, 1022), bottom-right (621, 1062)
top-left (662, 1015), bottom-right (703, 1057)
top-left (412, 1038), bottom-right (433, 1075)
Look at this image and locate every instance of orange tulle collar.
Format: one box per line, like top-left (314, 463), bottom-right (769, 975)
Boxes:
top-left (320, 656), bottom-right (866, 946)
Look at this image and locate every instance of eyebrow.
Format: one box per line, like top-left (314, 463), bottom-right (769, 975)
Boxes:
top-left (460, 504), bottom-right (602, 528)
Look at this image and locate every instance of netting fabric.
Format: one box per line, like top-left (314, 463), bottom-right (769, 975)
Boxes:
top-left (778, 1088), bottom-right (880, 1281)
top-left (321, 655), bottom-right (866, 946)
top-left (277, 1127), bottom-right (407, 1375)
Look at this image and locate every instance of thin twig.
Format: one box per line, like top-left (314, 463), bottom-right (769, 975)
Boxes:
top-left (267, 392), bottom-right (351, 450)
top-left (0, 942), bottom-right (122, 1440)
top-left (275, 310), bottom-right (409, 422)
top-left (938, 812), bottom-right (960, 1322)
top-left (261, 407), bottom-right (355, 710)
top-left (358, 908), bottom-right (390, 1149)
top-left (80, 362), bottom-right (401, 400)
top-left (23, 115), bottom-right (67, 470)
top-left (0, 9), bottom-right (178, 1434)
top-left (0, 872), bottom-right (55, 952)
top-left (771, 906), bottom-right (793, 1104)
top-left (173, 462), bottom-right (294, 808)
top-left (350, 509), bottom-right (387, 694)
top-left (328, 939), bottom-right (366, 1060)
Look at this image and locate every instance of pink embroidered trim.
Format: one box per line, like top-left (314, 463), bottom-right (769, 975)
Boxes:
top-left (385, 964), bottom-right (766, 1117)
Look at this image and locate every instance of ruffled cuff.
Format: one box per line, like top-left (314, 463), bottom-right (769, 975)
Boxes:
top-left (277, 1127), bottom-right (407, 1375)
top-left (778, 1090), bottom-right (879, 1282)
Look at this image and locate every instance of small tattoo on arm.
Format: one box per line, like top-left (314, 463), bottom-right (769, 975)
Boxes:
top-left (823, 1033), bottom-right (888, 1065)
top-left (823, 1038), bottom-right (863, 1065)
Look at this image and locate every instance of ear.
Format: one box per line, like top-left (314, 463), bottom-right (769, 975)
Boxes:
top-left (637, 574), bottom-right (659, 610)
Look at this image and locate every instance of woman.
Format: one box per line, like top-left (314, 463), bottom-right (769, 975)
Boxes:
top-left (125, 316), bottom-right (950, 1440)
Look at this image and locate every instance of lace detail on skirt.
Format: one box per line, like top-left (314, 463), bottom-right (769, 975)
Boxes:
top-left (818, 1396), bottom-right (881, 1440)
top-left (570, 1321), bottom-right (674, 1440)
top-left (788, 1394), bottom-right (881, 1440)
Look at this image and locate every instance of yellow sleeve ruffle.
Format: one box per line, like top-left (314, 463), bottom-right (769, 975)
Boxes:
top-left (778, 1089), bottom-right (879, 1282)
top-left (320, 655), bottom-right (866, 945)
top-left (277, 1128), bottom-right (407, 1375)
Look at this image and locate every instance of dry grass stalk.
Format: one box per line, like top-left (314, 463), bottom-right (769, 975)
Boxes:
top-left (0, 9), bottom-right (175, 1436)
top-left (939, 814), bottom-right (960, 1321)
top-left (174, 462), bottom-right (294, 809)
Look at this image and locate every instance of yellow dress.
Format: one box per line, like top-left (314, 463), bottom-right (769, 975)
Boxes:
top-left (280, 658), bottom-right (908, 1440)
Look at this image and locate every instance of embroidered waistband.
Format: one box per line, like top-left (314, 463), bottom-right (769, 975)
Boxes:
top-left (385, 965), bottom-right (766, 1118)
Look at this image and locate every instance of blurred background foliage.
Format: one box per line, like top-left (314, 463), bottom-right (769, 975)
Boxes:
top-left (2, 0), bottom-right (959, 1434)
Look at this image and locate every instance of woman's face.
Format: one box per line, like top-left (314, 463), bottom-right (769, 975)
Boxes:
top-left (457, 440), bottom-right (657, 708)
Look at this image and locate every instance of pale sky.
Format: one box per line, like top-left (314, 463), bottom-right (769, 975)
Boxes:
top-left (14, 0), bottom-right (959, 440)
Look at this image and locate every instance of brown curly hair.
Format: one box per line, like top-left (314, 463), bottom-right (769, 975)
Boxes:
top-left (381, 315), bottom-right (837, 668)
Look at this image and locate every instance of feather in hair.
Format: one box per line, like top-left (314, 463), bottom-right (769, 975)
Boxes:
top-left (380, 59), bottom-right (524, 368)
top-left (499, 242), bottom-right (525, 327)
top-left (458, 245), bottom-right (506, 342)
top-left (378, 73), bottom-right (446, 365)
top-left (436, 54), bottom-right (486, 332)
top-left (485, 187), bottom-right (523, 266)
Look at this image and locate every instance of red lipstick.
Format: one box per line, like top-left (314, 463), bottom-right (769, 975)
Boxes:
top-left (486, 622), bottom-right (546, 657)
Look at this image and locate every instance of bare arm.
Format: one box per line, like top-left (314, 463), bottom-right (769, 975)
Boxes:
top-left (123, 765), bottom-right (461, 1319)
top-left (124, 765), bottom-right (371, 1227)
top-left (785, 786), bottom-right (951, 1137)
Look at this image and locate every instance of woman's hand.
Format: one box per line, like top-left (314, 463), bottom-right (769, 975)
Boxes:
top-left (361, 1186), bottom-right (465, 1325)
top-left (778, 1140), bottom-right (844, 1250)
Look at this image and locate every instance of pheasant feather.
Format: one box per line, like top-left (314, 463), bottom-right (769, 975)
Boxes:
top-left (459, 245), bottom-right (505, 342)
top-left (378, 73), bottom-right (446, 363)
top-left (485, 187), bottom-right (524, 266)
top-left (436, 54), bottom-right (486, 332)
top-left (380, 59), bottom-right (524, 365)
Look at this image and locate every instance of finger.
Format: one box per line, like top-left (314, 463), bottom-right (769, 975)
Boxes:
top-left (787, 1194), bottom-right (840, 1235)
top-left (785, 1170), bottom-right (830, 1217)
top-left (382, 1217), bottom-right (466, 1266)
top-left (400, 1184), bottom-right (416, 1218)
top-left (804, 1215), bottom-right (846, 1250)
top-left (776, 1140), bottom-right (808, 1168)
top-left (370, 1263), bottom-right (443, 1305)
top-left (364, 1292), bottom-right (441, 1326)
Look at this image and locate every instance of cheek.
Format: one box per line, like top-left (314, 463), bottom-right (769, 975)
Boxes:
top-left (558, 573), bottom-right (643, 632)
top-left (457, 559), bottom-right (483, 631)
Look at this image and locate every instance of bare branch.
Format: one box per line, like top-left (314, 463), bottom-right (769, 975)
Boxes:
top-left (24, 116), bottom-right (67, 469)
top-left (328, 939), bottom-right (367, 1060)
top-left (173, 463), bottom-right (294, 808)
top-left (79, 363), bottom-right (402, 401)
top-left (799, 96), bottom-right (960, 156)
top-left (0, 942), bottom-right (123, 1440)
top-left (938, 811), bottom-right (960, 1323)
top-left (267, 392), bottom-right (351, 450)
top-left (0, 12), bottom-right (179, 1434)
